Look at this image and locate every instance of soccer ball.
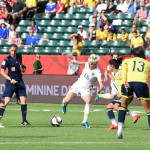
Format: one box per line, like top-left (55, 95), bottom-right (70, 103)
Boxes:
top-left (51, 115), bottom-right (62, 127)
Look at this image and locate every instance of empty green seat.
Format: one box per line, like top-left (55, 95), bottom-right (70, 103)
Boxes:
top-left (36, 20), bottom-right (49, 27)
top-left (110, 48), bottom-right (131, 55)
top-left (59, 20), bottom-right (70, 26)
top-left (86, 7), bottom-right (95, 13)
top-left (36, 40), bottom-right (48, 47)
top-left (46, 40), bottom-right (58, 47)
top-left (55, 27), bottom-right (66, 33)
top-left (0, 47), bottom-right (9, 54)
top-left (63, 14), bottom-right (74, 20)
top-left (21, 33), bottom-right (28, 38)
top-left (113, 14), bottom-right (125, 20)
top-left (140, 20), bottom-right (149, 26)
top-left (18, 20), bottom-right (30, 27)
top-left (84, 48), bottom-right (96, 55)
top-left (0, 40), bottom-right (11, 46)
top-left (74, 13), bottom-right (84, 19)
top-left (107, 14), bottom-right (114, 20)
top-left (58, 40), bottom-right (69, 47)
top-left (18, 47), bottom-right (33, 54)
top-left (44, 27), bottom-right (56, 33)
top-left (84, 13), bottom-right (91, 20)
top-left (50, 33), bottom-right (63, 40)
top-left (90, 41), bottom-right (101, 47)
top-left (125, 13), bottom-right (135, 20)
top-left (16, 27), bottom-right (28, 33)
top-left (139, 26), bottom-right (148, 34)
top-left (96, 48), bottom-right (109, 55)
top-left (42, 33), bottom-right (53, 39)
top-left (110, 41), bottom-right (122, 47)
top-left (100, 41), bottom-right (111, 47)
top-left (122, 20), bottom-right (132, 26)
top-left (67, 7), bottom-right (77, 14)
top-left (53, 13), bottom-right (64, 20)
top-left (41, 13), bottom-right (52, 20)
top-left (69, 20), bottom-right (80, 26)
top-left (60, 33), bottom-right (70, 40)
top-left (65, 27), bottom-right (77, 33)
top-left (80, 20), bottom-right (89, 27)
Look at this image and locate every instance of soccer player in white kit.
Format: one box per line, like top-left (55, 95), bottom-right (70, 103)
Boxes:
top-left (62, 54), bottom-right (104, 128)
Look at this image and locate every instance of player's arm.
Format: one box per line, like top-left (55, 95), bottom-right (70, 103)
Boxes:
top-left (97, 80), bottom-right (104, 94)
top-left (107, 72), bottom-right (115, 81)
top-left (69, 59), bottom-right (86, 65)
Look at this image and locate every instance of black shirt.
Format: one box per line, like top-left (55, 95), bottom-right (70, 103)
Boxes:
top-left (12, 2), bottom-right (25, 13)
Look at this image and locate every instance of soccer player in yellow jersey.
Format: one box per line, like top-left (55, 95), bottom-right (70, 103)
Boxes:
top-left (130, 31), bottom-right (144, 48)
top-left (117, 47), bottom-right (150, 139)
top-left (145, 24), bottom-right (150, 42)
top-left (107, 29), bottom-right (117, 41)
top-left (118, 28), bottom-right (129, 42)
top-left (96, 58), bottom-right (140, 130)
top-left (96, 24), bottom-right (108, 41)
top-left (84, 0), bottom-right (96, 7)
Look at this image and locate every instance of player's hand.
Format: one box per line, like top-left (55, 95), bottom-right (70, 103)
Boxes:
top-left (22, 68), bottom-right (26, 73)
top-left (123, 81), bottom-right (130, 92)
top-left (97, 89), bottom-right (101, 94)
top-left (10, 79), bottom-right (18, 84)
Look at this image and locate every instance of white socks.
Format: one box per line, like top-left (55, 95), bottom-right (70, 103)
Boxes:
top-left (83, 104), bottom-right (91, 123)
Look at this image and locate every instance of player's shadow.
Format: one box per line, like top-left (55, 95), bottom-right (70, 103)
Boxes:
top-left (0, 136), bottom-right (56, 138)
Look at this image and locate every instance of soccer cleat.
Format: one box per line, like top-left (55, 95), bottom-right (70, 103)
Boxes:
top-left (82, 122), bottom-right (90, 128)
top-left (133, 114), bottom-right (141, 123)
top-left (107, 124), bottom-right (118, 130)
top-left (95, 95), bottom-right (100, 102)
top-left (62, 104), bottom-right (67, 114)
top-left (116, 133), bottom-right (123, 139)
top-left (0, 123), bottom-right (5, 128)
top-left (21, 121), bottom-right (31, 125)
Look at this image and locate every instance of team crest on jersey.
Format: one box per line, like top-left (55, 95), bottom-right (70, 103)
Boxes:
top-left (11, 67), bottom-right (15, 71)
top-left (2, 61), bottom-right (6, 66)
top-left (91, 72), bottom-right (95, 76)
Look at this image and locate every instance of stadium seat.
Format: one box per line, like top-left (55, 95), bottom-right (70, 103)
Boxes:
top-left (74, 13), bottom-right (84, 20)
top-left (122, 20), bottom-right (132, 26)
top-left (83, 40), bottom-right (90, 47)
top-left (49, 20), bottom-right (60, 26)
top-left (59, 20), bottom-right (70, 26)
top-left (53, 13), bottom-right (64, 20)
top-left (60, 33), bottom-right (70, 40)
top-left (125, 13), bottom-right (135, 20)
top-left (0, 40), bottom-right (11, 47)
top-left (121, 41), bottom-right (131, 48)
top-left (21, 33), bottom-right (28, 38)
top-left (116, 26), bottom-right (131, 33)
top-left (76, 8), bottom-right (86, 13)
top-left (67, 7), bottom-right (77, 14)
top-left (139, 26), bottom-right (148, 34)
top-left (63, 14), bottom-right (74, 20)
top-left (140, 20), bottom-right (149, 27)
top-left (96, 48), bottom-right (109, 55)
top-left (84, 13), bottom-right (91, 20)
top-left (55, 27), bottom-right (66, 33)
top-left (42, 33), bottom-right (53, 39)
top-left (112, 20), bottom-right (122, 26)
top-left (50, 33), bottom-right (63, 40)
top-left (90, 41), bottom-right (101, 47)
top-left (46, 40), bottom-right (58, 47)
top-left (84, 48), bottom-right (96, 55)
top-left (80, 20), bottom-right (89, 27)
top-left (110, 48), bottom-right (131, 55)
top-left (41, 13), bottom-right (53, 20)
top-left (44, 27), bottom-right (56, 33)
top-left (110, 41), bottom-right (122, 47)
top-left (69, 20), bottom-right (80, 26)
top-left (36, 40), bottom-right (48, 47)
top-left (107, 14), bottom-right (114, 20)
top-left (18, 47), bottom-right (33, 54)
top-left (113, 14), bottom-right (125, 20)
top-left (0, 47), bottom-right (9, 54)
top-left (36, 20), bottom-right (50, 27)
top-left (44, 47), bottom-right (60, 55)
top-left (65, 27), bottom-right (77, 33)
top-left (58, 40), bottom-right (69, 47)
top-left (16, 26), bottom-right (28, 33)
top-left (100, 41), bottom-right (111, 48)
top-left (86, 7), bottom-right (95, 13)
top-left (18, 20), bottom-right (30, 27)
top-left (59, 48), bottom-right (72, 54)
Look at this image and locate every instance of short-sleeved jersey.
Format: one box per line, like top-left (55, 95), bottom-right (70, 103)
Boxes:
top-left (131, 36), bottom-right (144, 48)
top-left (96, 29), bottom-right (108, 39)
top-left (85, 0), bottom-right (96, 7)
top-left (25, 35), bottom-right (41, 45)
top-left (1, 53), bottom-right (22, 81)
top-left (107, 33), bottom-right (117, 41)
top-left (72, 40), bottom-right (83, 56)
top-left (77, 62), bottom-right (102, 88)
top-left (130, 30), bottom-right (141, 38)
top-left (45, 2), bottom-right (56, 11)
top-left (146, 31), bottom-right (150, 39)
top-left (119, 33), bottom-right (129, 41)
top-left (122, 57), bottom-right (150, 84)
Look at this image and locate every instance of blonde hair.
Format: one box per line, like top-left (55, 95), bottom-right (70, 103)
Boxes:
top-left (88, 54), bottom-right (99, 64)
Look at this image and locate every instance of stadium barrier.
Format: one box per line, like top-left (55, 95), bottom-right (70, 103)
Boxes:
top-left (0, 75), bottom-right (143, 105)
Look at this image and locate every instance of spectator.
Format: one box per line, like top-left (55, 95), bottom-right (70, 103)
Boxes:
top-left (97, 10), bottom-right (109, 27)
top-left (145, 2), bottom-right (150, 19)
top-left (145, 41), bottom-right (150, 56)
top-left (88, 23), bottom-right (96, 41)
top-left (2, 0), bottom-right (12, 13)
top-left (104, 19), bottom-right (115, 32)
top-left (116, 0), bottom-right (128, 13)
top-left (0, 4), bottom-right (8, 22)
top-left (130, 31), bottom-right (144, 48)
top-left (45, 0), bottom-right (56, 14)
top-left (9, 0), bottom-right (27, 25)
top-left (95, 0), bottom-right (107, 13)
top-left (8, 24), bottom-right (15, 40)
top-left (127, 0), bottom-right (140, 13)
top-left (29, 20), bottom-right (40, 33)
top-left (107, 29), bottom-right (117, 41)
top-left (77, 25), bottom-right (88, 41)
top-left (134, 3), bottom-right (147, 20)
top-left (145, 24), bottom-right (150, 41)
top-left (96, 24), bottom-right (108, 41)
top-left (118, 27), bottom-right (129, 41)
top-left (56, 0), bottom-right (66, 13)
top-left (130, 24), bottom-right (141, 38)
top-left (25, 0), bottom-right (37, 19)
top-left (69, 33), bottom-right (83, 56)
top-left (90, 16), bottom-right (99, 29)
top-left (76, 0), bottom-right (84, 8)
top-left (36, 0), bottom-right (48, 14)
top-left (89, 11), bottom-right (100, 23)
top-left (83, 0), bottom-right (96, 7)
top-left (67, 52), bottom-right (80, 75)
top-left (61, 0), bottom-right (69, 7)
top-left (0, 22), bottom-right (10, 39)
top-left (25, 29), bottom-right (50, 46)
top-left (105, 0), bottom-right (116, 14)
top-left (69, 0), bottom-right (78, 7)
top-left (11, 31), bottom-right (21, 47)
top-left (33, 54), bottom-right (44, 74)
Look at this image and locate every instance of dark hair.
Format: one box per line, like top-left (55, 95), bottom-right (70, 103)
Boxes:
top-left (30, 20), bottom-right (36, 26)
top-left (133, 31), bottom-right (137, 34)
top-left (111, 52), bottom-right (119, 57)
top-left (109, 58), bottom-right (122, 69)
top-left (9, 44), bottom-right (18, 49)
top-left (22, 65), bottom-right (26, 69)
top-left (131, 47), bottom-right (146, 59)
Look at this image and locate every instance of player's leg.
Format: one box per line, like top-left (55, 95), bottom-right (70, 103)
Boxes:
top-left (106, 102), bottom-right (118, 130)
top-left (82, 94), bottom-right (91, 128)
top-left (62, 92), bottom-right (77, 114)
top-left (140, 99), bottom-right (150, 127)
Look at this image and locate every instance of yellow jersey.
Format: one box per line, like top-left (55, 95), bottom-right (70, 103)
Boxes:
top-left (130, 30), bottom-right (141, 38)
top-left (61, 0), bottom-right (69, 7)
top-left (107, 33), bottom-right (117, 41)
top-left (84, 0), bottom-right (96, 7)
top-left (119, 33), bottom-right (129, 41)
top-left (25, 0), bottom-right (37, 7)
top-left (72, 40), bottom-right (83, 56)
top-left (131, 36), bottom-right (144, 48)
top-left (96, 29), bottom-right (108, 39)
top-left (122, 57), bottom-right (150, 84)
top-left (146, 31), bottom-right (150, 39)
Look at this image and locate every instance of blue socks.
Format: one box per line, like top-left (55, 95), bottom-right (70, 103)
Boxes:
top-left (147, 112), bottom-right (150, 127)
top-left (107, 108), bottom-right (115, 120)
top-left (21, 104), bottom-right (27, 122)
top-left (118, 107), bottom-right (127, 123)
top-left (0, 106), bottom-right (6, 120)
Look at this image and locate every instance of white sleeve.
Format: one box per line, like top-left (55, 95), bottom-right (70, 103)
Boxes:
top-left (96, 70), bottom-right (103, 81)
top-left (107, 65), bottom-right (110, 71)
top-left (85, 62), bottom-right (88, 68)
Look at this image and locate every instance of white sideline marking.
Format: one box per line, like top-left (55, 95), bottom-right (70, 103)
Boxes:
top-left (43, 109), bottom-right (51, 111)
top-left (93, 109), bottom-right (104, 112)
top-left (0, 142), bottom-right (149, 145)
top-left (133, 111), bottom-right (145, 114)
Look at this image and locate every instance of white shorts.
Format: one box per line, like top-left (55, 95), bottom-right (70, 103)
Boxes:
top-left (111, 80), bottom-right (119, 95)
top-left (69, 81), bottom-right (92, 97)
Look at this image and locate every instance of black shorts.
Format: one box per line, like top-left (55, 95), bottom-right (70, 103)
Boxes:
top-left (3, 79), bottom-right (26, 98)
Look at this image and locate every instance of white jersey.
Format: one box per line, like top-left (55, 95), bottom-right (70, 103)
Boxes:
top-left (76, 62), bottom-right (102, 88)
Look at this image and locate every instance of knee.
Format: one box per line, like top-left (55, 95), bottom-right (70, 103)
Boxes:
top-left (114, 106), bottom-right (119, 111)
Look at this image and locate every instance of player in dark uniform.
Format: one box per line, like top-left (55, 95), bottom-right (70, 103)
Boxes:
top-left (0, 44), bottom-right (30, 128)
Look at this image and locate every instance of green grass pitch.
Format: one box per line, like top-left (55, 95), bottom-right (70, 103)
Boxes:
top-left (0, 103), bottom-right (150, 150)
